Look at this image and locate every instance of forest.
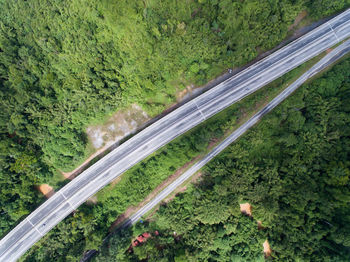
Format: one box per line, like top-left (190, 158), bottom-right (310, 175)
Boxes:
top-left (0, 0), bottom-right (349, 260)
top-left (21, 45), bottom-right (315, 261)
top-left (95, 56), bottom-right (350, 261)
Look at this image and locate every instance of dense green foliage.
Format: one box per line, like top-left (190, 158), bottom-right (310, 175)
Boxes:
top-left (96, 58), bottom-right (350, 261)
top-left (22, 51), bottom-right (290, 261)
top-left (0, 0), bottom-right (324, 238)
top-left (21, 42), bottom-right (322, 261)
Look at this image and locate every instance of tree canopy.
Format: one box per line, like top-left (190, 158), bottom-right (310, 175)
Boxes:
top-left (0, 0), bottom-right (349, 260)
top-left (96, 58), bottom-right (350, 261)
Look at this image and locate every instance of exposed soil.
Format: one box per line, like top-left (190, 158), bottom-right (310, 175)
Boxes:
top-left (191, 170), bottom-right (203, 183)
top-left (263, 240), bottom-right (272, 257)
top-left (87, 104), bottom-right (149, 150)
top-left (109, 155), bottom-right (201, 231)
top-left (38, 184), bottom-right (54, 198)
top-left (240, 203), bottom-right (252, 216)
top-left (163, 187), bottom-right (186, 205)
top-left (61, 104), bottom-right (149, 180)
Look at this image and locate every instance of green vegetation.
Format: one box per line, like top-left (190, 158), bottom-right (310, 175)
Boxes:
top-left (96, 57), bottom-right (350, 261)
top-left (21, 48), bottom-right (339, 261)
top-left (0, 0), bottom-right (349, 260)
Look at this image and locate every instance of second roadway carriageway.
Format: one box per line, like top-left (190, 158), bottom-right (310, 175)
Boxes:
top-left (1, 8), bottom-right (350, 262)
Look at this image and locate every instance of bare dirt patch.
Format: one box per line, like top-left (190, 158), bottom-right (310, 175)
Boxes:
top-left (61, 104), bottom-right (149, 179)
top-left (87, 104), bottom-right (149, 150)
top-left (263, 240), bottom-right (272, 257)
top-left (240, 203), bottom-right (252, 216)
top-left (38, 184), bottom-right (54, 198)
top-left (109, 156), bottom-right (201, 231)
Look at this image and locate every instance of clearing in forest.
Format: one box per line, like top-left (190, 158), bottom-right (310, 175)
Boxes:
top-left (86, 104), bottom-right (149, 150)
top-left (62, 104), bottom-right (149, 179)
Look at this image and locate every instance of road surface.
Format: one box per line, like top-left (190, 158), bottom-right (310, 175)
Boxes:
top-left (124, 39), bottom-right (350, 228)
top-left (1, 9), bottom-right (350, 262)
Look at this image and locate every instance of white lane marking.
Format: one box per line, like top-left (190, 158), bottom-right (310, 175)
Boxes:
top-left (127, 39), bottom-right (350, 226)
top-left (327, 22), bottom-right (340, 42)
top-left (19, 17), bottom-right (340, 224)
top-left (25, 218), bottom-right (43, 236)
top-left (3, 13), bottom-right (350, 262)
top-left (20, 30), bottom-right (343, 233)
top-left (192, 100), bottom-right (206, 121)
top-left (59, 191), bottom-right (75, 211)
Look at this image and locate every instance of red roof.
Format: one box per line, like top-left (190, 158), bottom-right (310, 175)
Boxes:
top-left (132, 232), bottom-right (151, 247)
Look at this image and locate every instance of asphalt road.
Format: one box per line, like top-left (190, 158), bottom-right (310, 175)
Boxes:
top-left (1, 9), bottom-right (350, 262)
top-left (124, 39), bottom-right (350, 228)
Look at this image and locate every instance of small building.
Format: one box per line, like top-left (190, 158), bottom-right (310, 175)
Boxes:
top-left (132, 232), bottom-right (151, 247)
